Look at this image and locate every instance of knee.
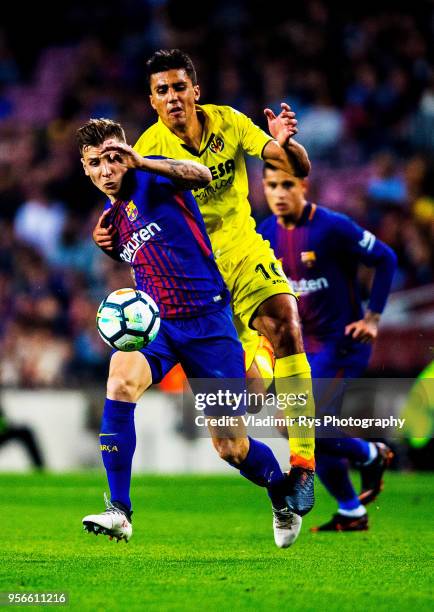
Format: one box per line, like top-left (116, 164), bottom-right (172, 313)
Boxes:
top-left (266, 315), bottom-right (302, 354)
top-left (106, 374), bottom-right (143, 402)
top-left (254, 298), bottom-right (303, 356)
top-left (214, 438), bottom-right (249, 465)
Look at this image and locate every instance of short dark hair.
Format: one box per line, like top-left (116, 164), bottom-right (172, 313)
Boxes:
top-left (76, 118), bottom-right (126, 155)
top-left (145, 49), bottom-right (197, 89)
top-left (263, 160), bottom-right (306, 179)
top-left (263, 162), bottom-right (279, 176)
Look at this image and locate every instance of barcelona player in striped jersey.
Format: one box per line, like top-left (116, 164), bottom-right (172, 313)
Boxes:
top-left (94, 50), bottom-right (316, 520)
top-left (77, 119), bottom-right (303, 548)
top-left (258, 163), bottom-right (397, 531)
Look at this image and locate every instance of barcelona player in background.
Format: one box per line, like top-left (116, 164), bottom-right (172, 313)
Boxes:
top-left (258, 163), bottom-right (397, 531)
top-left (78, 118), bottom-right (304, 548)
top-left (94, 50), bottom-right (316, 522)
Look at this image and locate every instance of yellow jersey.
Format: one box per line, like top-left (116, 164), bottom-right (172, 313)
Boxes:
top-left (134, 104), bottom-right (272, 259)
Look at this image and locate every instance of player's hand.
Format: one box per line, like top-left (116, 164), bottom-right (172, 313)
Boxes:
top-left (264, 103), bottom-right (298, 148)
top-left (100, 139), bottom-right (143, 170)
top-left (345, 312), bottom-right (380, 343)
top-left (93, 209), bottom-right (117, 251)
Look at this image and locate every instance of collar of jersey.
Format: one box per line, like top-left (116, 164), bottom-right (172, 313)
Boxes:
top-left (106, 198), bottom-right (126, 214)
top-left (293, 202), bottom-right (316, 227)
top-left (157, 104), bottom-right (223, 157)
top-left (297, 202), bottom-right (317, 226)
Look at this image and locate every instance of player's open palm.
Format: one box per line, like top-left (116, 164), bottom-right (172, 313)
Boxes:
top-left (264, 103), bottom-right (298, 147)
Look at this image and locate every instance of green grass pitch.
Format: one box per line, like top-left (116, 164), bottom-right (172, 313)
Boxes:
top-left (0, 471), bottom-right (432, 611)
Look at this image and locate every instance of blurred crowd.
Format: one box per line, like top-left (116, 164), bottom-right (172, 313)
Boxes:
top-left (0, 0), bottom-right (433, 386)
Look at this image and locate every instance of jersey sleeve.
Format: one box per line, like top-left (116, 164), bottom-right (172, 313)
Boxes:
top-left (256, 216), bottom-right (276, 248)
top-left (230, 107), bottom-right (273, 158)
top-left (332, 213), bottom-right (397, 314)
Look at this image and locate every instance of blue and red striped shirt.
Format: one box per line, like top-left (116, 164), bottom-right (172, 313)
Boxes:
top-left (104, 159), bottom-right (229, 318)
top-left (258, 203), bottom-right (397, 352)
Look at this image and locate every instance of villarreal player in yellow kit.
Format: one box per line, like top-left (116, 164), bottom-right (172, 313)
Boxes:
top-left (136, 103), bottom-right (292, 365)
top-left (94, 49), bottom-right (315, 521)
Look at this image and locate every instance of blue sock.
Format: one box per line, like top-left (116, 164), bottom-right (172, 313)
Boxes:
top-left (100, 398), bottom-right (136, 511)
top-left (316, 453), bottom-right (360, 510)
top-left (236, 437), bottom-right (284, 487)
top-left (316, 437), bottom-right (370, 463)
top-left (338, 498), bottom-right (362, 511)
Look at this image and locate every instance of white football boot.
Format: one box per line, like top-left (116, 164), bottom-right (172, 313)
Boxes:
top-left (272, 506), bottom-right (302, 548)
top-left (82, 493), bottom-right (132, 542)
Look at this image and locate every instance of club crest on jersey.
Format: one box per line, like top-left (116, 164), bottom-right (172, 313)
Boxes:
top-left (209, 135), bottom-right (224, 154)
top-left (301, 251), bottom-right (316, 267)
top-left (125, 201), bottom-right (138, 222)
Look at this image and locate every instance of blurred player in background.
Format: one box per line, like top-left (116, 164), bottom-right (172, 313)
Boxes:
top-left (78, 118), bottom-right (303, 548)
top-left (94, 50), bottom-right (316, 519)
top-left (401, 360), bottom-right (434, 469)
top-left (0, 405), bottom-right (44, 469)
top-left (258, 163), bottom-right (397, 531)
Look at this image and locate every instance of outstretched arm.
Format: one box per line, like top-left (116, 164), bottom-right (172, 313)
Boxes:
top-left (101, 140), bottom-right (212, 189)
top-left (146, 157), bottom-right (212, 190)
top-left (263, 103), bottom-right (310, 177)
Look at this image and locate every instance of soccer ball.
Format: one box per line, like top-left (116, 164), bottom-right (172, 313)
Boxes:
top-left (96, 288), bottom-right (160, 351)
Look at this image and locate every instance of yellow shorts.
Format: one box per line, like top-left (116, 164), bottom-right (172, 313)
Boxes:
top-left (217, 232), bottom-right (295, 369)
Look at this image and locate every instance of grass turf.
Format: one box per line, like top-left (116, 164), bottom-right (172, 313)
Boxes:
top-left (0, 471), bottom-right (432, 611)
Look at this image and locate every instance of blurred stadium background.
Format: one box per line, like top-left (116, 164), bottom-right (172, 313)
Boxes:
top-left (0, 0), bottom-right (433, 473)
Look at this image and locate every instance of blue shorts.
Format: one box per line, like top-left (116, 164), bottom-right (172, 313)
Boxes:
top-left (138, 304), bottom-right (246, 384)
top-left (308, 339), bottom-right (371, 379)
top-left (308, 339), bottom-right (371, 420)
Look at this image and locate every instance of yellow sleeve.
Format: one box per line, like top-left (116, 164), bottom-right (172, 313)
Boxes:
top-left (231, 107), bottom-right (273, 158)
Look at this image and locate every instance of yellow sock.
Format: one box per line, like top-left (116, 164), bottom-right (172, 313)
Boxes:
top-left (274, 353), bottom-right (315, 470)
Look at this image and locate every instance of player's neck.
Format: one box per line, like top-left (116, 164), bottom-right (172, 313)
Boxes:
top-left (106, 173), bottom-right (135, 203)
top-left (277, 202), bottom-right (307, 229)
top-left (172, 113), bottom-right (204, 153)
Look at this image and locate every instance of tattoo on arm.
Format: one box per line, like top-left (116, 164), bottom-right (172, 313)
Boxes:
top-left (162, 159), bottom-right (211, 188)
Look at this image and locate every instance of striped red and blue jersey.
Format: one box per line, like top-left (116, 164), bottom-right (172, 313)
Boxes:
top-left (258, 203), bottom-right (397, 352)
top-left (104, 159), bottom-right (230, 319)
